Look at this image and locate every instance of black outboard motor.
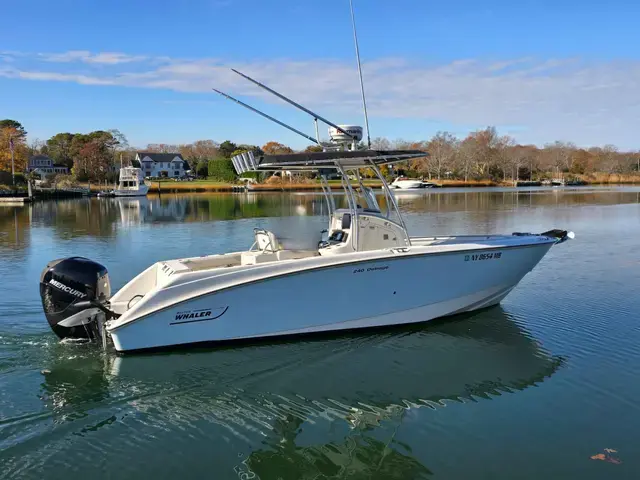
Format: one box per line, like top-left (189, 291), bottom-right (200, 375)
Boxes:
top-left (39, 257), bottom-right (112, 340)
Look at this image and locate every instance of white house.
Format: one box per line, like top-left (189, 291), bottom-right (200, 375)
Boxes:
top-left (135, 152), bottom-right (189, 178)
top-left (27, 154), bottom-right (69, 177)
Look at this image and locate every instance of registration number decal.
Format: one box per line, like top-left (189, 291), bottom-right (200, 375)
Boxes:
top-left (353, 265), bottom-right (389, 274)
top-left (465, 252), bottom-right (502, 262)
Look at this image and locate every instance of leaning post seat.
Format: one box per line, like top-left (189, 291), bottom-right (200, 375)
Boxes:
top-left (253, 228), bottom-right (280, 252)
top-left (241, 229), bottom-right (281, 265)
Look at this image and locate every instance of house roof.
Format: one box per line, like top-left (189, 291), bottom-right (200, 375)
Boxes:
top-left (136, 152), bottom-right (185, 163)
top-left (29, 154), bottom-right (52, 161)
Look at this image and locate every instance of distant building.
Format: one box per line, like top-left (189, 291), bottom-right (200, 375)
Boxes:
top-left (135, 152), bottom-right (189, 178)
top-left (27, 154), bottom-right (69, 177)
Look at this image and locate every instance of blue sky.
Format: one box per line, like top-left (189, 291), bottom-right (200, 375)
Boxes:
top-left (2, 0), bottom-right (640, 150)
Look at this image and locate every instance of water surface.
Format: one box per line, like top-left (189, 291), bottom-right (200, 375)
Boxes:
top-left (1, 186), bottom-right (639, 479)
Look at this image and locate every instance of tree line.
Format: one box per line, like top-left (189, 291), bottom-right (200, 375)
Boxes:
top-left (371, 128), bottom-right (640, 181)
top-left (2, 120), bottom-right (639, 185)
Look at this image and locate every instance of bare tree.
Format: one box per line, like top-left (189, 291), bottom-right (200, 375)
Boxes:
top-left (371, 137), bottom-right (392, 150)
top-left (494, 135), bottom-right (516, 181)
top-left (179, 140), bottom-right (220, 164)
top-left (426, 132), bottom-right (458, 180)
top-left (146, 143), bottom-right (178, 153)
top-left (544, 141), bottom-right (575, 178)
top-left (28, 138), bottom-right (46, 156)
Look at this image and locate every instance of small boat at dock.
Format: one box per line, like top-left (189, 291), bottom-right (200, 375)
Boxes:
top-left (98, 167), bottom-right (149, 197)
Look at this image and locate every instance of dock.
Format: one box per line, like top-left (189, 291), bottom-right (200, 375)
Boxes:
top-left (0, 196), bottom-right (32, 205)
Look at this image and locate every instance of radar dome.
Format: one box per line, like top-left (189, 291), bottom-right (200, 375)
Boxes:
top-left (328, 125), bottom-right (363, 143)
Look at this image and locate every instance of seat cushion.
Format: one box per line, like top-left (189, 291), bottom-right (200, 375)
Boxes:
top-left (241, 251), bottom-right (278, 265)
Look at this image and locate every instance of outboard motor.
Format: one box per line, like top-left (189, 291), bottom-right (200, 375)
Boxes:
top-left (39, 257), bottom-right (112, 340)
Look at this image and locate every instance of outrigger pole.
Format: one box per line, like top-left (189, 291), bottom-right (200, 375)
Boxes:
top-left (230, 69), bottom-right (357, 142)
top-left (212, 88), bottom-right (320, 145)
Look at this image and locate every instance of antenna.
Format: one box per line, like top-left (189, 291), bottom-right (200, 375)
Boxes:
top-left (349, 0), bottom-right (371, 149)
top-left (231, 68), bottom-right (356, 141)
top-left (212, 88), bottom-right (320, 145)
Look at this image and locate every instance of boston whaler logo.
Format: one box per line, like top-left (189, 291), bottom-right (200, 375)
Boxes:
top-left (175, 309), bottom-right (212, 321)
top-left (49, 279), bottom-right (86, 298)
top-left (171, 306), bottom-right (229, 325)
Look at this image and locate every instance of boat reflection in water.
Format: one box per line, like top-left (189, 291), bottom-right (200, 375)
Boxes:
top-left (34, 308), bottom-right (563, 478)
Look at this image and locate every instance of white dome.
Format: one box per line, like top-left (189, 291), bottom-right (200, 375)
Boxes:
top-left (328, 125), bottom-right (363, 143)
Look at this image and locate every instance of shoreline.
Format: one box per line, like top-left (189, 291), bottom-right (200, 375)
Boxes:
top-left (3, 177), bottom-right (639, 198)
top-left (121, 177), bottom-right (640, 193)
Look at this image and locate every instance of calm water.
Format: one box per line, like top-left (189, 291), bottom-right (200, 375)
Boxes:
top-left (1, 186), bottom-right (639, 479)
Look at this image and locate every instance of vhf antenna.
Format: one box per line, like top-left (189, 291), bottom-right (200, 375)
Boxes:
top-left (349, 0), bottom-right (371, 149)
top-left (212, 88), bottom-right (320, 145)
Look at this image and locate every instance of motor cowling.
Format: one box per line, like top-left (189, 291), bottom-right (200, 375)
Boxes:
top-left (40, 257), bottom-right (111, 340)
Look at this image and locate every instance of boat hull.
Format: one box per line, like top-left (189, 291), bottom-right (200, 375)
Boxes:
top-left (391, 180), bottom-right (426, 189)
top-left (108, 242), bottom-right (554, 353)
top-left (113, 185), bottom-right (149, 197)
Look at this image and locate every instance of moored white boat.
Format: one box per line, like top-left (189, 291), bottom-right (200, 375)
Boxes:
top-left (98, 167), bottom-right (149, 197)
top-left (113, 167), bottom-right (149, 196)
top-left (391, 177), bottom-right (431, 189)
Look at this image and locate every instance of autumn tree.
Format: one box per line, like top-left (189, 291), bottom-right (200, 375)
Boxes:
top-left (262, 141), bottom-right (294, 155)
top-left (0, 120), bottom-right (28, 174)
top-left (70, 131), bottom-right (121, 181)
top-left (569, 149), bottom-right (593, 175)
top-left (0, 120), bottom-right (26, 138)
top-left (304, 145), bottom-right (323, 153)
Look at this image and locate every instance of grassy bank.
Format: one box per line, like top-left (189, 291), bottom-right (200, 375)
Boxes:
top-left (576, 173), bottom-right (640, 185)
top-left (80, 174), bottom-right (640, 194)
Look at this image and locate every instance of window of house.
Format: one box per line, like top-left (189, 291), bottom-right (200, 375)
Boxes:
top-left (174, 171), bottom-right (180, 176)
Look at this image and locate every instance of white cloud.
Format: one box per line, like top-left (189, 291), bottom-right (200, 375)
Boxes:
top-left (18, 70), bottom-right (116, 85)
top-left (1, 50), bottom-right (639, 147)
top-left (39, 50), bottom-right (147, 64)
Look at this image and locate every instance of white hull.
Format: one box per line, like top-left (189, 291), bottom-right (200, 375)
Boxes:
top-left (391, 179), bottom-right (427, 189)
top-left (113, 185), bottom-right (149, 197)
top-left (107, 237), bottom-right (554, 352)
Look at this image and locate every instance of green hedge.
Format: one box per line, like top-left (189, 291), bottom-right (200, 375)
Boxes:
top-left (207, 158), bottom-right (236, 182)
top-left (0, 171), bottom-right (26, 185)
top-left (196, 160), bottom-right (209, 177)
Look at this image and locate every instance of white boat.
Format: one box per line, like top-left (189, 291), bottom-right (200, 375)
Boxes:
top-left (391, 177), bottom-right (430, 189)
top-left (114, 167), bottom-right (149, 197)
top-left (36, 4), bottom-right (573, 354)
top-left (98, 167), bottom-right (149, 197)
top-left (38, 145), bottom-right (574, 353)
